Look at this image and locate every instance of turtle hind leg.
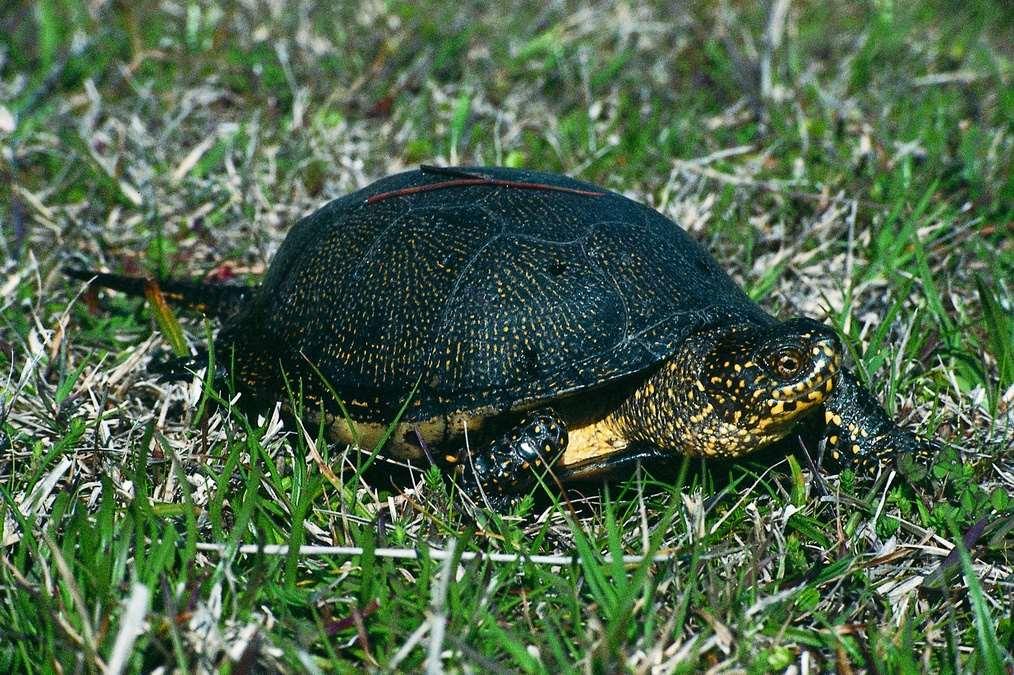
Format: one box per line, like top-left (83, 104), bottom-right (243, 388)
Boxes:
top-left (456, 409), bottom-right (568, 512)
top-left (821, 371), bottom-right (939, 481)
top-left (149, 337), bottom-right (238, 401)
top-left (149, 349), bottom-right (212, 383)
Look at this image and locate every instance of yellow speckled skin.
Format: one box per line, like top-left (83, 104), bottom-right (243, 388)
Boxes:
top-left (69, 165), bottom-right (940, 508)
top-left (605, 318), bottom-right (842, 459)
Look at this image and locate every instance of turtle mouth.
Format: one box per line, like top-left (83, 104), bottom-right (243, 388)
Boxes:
top-left (749, 362), bottom-right (838, 441)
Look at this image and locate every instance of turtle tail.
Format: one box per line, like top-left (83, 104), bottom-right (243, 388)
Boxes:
top-left (64, 268), bottom-right (254, 320)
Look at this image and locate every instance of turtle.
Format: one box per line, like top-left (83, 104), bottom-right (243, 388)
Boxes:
top-left (67, 165), bottom-right (939, 511)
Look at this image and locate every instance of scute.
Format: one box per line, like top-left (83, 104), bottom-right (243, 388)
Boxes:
top-left (427, 235), bottom-right (621, 395)
top-left (220, 167), bottom-right (770, 423)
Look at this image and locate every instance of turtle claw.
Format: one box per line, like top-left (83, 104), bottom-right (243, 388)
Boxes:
top-left (457, 409), bottom-right (568, 512)
top-left (877, 422), bottom-right (939, 481)
top-left (894, 442), bottom-right (936, 483)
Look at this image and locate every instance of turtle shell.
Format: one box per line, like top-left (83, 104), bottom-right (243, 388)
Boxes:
top-left (218, 166), bottom-right (770, 425)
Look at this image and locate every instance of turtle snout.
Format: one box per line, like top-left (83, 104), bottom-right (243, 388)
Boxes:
top-left (809, 332), bottom-right (843, 387)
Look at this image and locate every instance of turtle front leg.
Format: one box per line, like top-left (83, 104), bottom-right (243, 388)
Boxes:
top-left (821, 371), bottom-right (939, 480)
top-left (456, 409), bottom-right (568, 512)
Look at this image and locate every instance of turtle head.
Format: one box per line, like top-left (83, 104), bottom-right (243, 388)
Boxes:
top-left (622, 317), bottom-right (844, 458)
top-left (688, 317), bottom-right (843, 456)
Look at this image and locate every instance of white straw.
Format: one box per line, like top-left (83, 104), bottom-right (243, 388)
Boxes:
top-left (195, 542), bottom-right (677, 566)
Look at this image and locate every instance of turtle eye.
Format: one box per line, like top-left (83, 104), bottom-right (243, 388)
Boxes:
top-left (771, 347), bottom-right (805, 378)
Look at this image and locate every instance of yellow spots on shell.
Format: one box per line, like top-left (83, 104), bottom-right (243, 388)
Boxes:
top-left (444, 453), bottom-right (459, 463)
top-left (851, 443), bottom-right (861, 455)
top-left (828, 434), bottom-right (839, 446)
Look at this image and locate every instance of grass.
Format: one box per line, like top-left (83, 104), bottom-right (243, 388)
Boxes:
top-left (1, 0), bottom-right (1012, 671)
